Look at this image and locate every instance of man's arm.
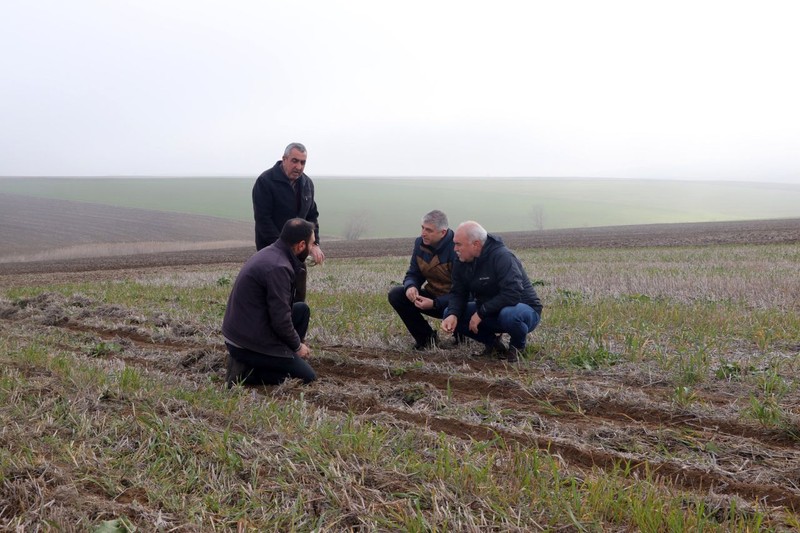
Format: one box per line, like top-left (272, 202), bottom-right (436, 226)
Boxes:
top-left (263, 267), bottom-right (302, 351)
top-left (252, 178), bottom-right (281, 249)
top-left (402, 240), bottom-right (426, 292)
top-left (477, 251), bottom-right (524, 317)
top-left (306, 198), bottom-right (321, 245)
top-left (443, 263), bottom-right (467, 318)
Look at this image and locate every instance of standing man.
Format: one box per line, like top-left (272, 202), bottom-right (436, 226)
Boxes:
top-left (441, 221), bottom-right (543, 362)
top-left (253, 142), bottom-right (324, 300)
top-left (222, 218), bottom-right (318, 387)
top-left (388, 210), bottom-right (457, 351)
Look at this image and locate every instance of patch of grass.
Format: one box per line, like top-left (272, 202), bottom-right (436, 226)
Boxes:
top-left (88, 341), bottom-right (123, 357)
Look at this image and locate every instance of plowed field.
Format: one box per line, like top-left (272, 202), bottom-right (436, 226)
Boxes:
top-left (2, 216), bottom-right (800, 529)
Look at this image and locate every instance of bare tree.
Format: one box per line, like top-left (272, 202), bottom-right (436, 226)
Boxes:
top-left (344, 210), bottom-right (371, 240)
top-left (529, 205), bottom-right (545, 231)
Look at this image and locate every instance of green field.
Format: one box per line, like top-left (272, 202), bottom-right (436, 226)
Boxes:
top-left (1, 177), bottom-right (799, 240)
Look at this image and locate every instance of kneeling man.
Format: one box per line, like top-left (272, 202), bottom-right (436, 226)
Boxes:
top-left (442, 221), bottom-right (543, 362)
top-left (222, 218), bottom-right (317, 386)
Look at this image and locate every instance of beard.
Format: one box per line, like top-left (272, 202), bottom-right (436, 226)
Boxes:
top-left (297, 246), bottom-right (310, 263)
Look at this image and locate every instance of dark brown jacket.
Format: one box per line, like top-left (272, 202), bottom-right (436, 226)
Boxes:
top-left (402, 229), bottom-right (456, 310)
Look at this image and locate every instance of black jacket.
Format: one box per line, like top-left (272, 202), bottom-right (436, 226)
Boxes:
top-left (446, 234), bottom-right (542, 319)
top-left (252, 160), bottom-right (320, 250)
top-left (402, 229), bottom-right (457, 310)
top-left (222, 240), bottom-right (305, 358)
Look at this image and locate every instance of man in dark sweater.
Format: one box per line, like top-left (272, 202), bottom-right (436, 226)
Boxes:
top-left (442, 221), bottom-right (543, 362)
top-left (388, 210), bottom-right (457, 351)
top-left (222, 218), bottom-right (318, 387)
top-left (252, 142), bottom-right (324, 301)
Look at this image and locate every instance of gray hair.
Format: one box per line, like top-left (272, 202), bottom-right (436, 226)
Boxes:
top-left (422, 210), bottom-right (448, 230)
top-left (458, 221), bottom-right (488, 244)
top-left (284, 142), bottom-right (307, 156)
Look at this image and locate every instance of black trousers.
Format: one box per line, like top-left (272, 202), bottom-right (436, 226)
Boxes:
top-left (226, 302), bottom-right (316, 384)
top-left (387, 285), bottom-right (448, 344)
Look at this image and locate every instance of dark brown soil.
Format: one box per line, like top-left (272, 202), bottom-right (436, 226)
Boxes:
top-left (3, 217), bottom-right (799, 280)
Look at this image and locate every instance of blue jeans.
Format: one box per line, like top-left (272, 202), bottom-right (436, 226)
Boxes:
top-left (445, 302), bottom-right (540, 349)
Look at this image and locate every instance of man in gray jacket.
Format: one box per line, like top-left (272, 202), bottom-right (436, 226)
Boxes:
top-left (222, 218), bottom-right (317, 387)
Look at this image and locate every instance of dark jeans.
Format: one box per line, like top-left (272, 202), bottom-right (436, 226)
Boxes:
top-left (226, 302), bottom-right (316, 384)
top-left (388, 285), bottom-right (447, 344)
top-left (445, 302), bottom-right (541, 349)
top-left (294, 267), bottom-right (307, 303)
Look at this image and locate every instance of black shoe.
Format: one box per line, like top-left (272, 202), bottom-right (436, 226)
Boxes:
top-left (225, 356), bottom-right (248, 388)
top-left (438, 332), bottom-right (466, 350)
top-left (413, 331), bottom-right (438, 351)
top-left (474, 336), bottom-right (507, 357)
top-left (503, 346), bottom-right (524, 363)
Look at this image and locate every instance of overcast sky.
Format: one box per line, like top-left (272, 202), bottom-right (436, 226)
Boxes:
top-left (2, 1), bottom-right (799, 181)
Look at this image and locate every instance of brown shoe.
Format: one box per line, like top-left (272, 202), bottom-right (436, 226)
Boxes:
top-left (225, 355), bottom-right (248, 388)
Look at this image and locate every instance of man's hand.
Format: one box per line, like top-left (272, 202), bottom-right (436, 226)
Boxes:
top-left (469, 312), bottom-right (482, 334)
top-left (405, 286), bottom-right (419, 302)
top-left (441, 315), bottom-right (457, 334)
top-left (296, 343), bottom-right (311, 359)
top-left (414, 296), bottom-right (434, 310)
top-left (310, 244), bottom-right (325, 265)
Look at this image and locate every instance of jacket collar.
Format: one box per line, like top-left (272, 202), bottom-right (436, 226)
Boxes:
top-left (273, 239), bottom-right (304, 271)
top-left (431, 228), bottom-right (455, 253)
top-left (473, 233), bottom-right (503, 264)
top-left (271, 160), bottom-right (306, 185)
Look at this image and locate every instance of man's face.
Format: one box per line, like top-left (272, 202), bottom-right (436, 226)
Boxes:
top-left (453, 228), bottom-right (479, 262)
top-left (420, 222), bottom-right (446, 247)
top-left (281, 148), bottom-right (307, 181)
top-left (296, 233), bottom-right (316, 262)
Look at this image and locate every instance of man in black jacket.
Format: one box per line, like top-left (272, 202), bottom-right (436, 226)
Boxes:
top-left (252, 143), bottom-right (324, 300)
top-left (388, 210), bottom-right (457, 351)
top-left (442, 221), bottom-right (543, 362)
top-left (222, 218), bottom-right (317, 387)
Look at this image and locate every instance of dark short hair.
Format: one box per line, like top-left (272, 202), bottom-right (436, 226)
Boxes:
top-left (280, 218), bottom-right (315, 245)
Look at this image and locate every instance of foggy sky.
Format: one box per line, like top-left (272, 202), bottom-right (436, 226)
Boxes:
top-left (2, 0), bottom-right (799, 182)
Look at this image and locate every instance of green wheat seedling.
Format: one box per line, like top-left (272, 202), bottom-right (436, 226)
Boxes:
top-left (672, 386), bottom-right (698, 407)
top-left (744, 395), bottom-right (788, 428)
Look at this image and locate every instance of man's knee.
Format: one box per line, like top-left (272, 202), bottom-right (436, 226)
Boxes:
top-left (294, 357), bottom-right (317, 384)
top-left (303, 369), bottom-right (318, 384)
top-left (292, 301), bottom-right (310, 318)
top-left (387, 285), bottom-right (406, 308)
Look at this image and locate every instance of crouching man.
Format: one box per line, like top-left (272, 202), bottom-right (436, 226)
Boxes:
top-left (388, 210), bottom-right (458, 351)
top-left (222, 218), bottom-right (317, 387)
top-left (442, 221), bottom-right (543, 362)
